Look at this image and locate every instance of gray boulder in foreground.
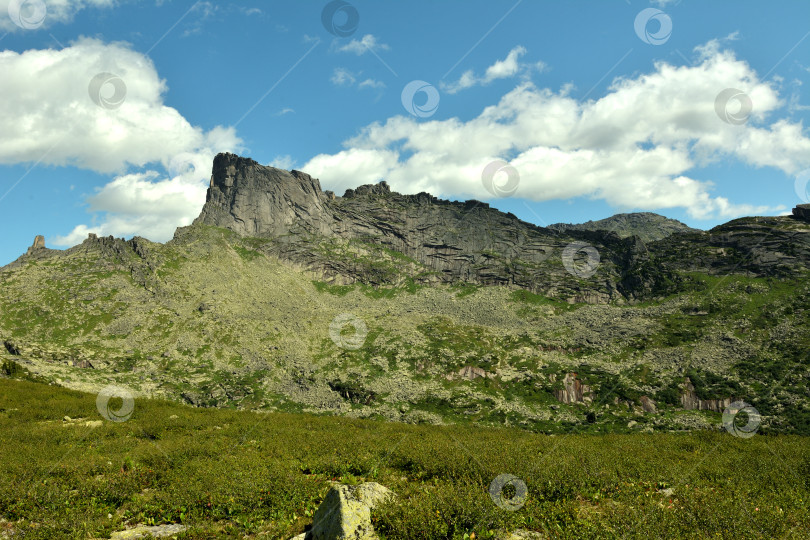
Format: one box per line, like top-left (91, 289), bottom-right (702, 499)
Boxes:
top-left (290, 482), bottom-right (394, 540)
top-left (109, 524), bottom-right (187, 539)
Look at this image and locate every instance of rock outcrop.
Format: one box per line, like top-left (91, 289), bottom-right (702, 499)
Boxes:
top-left (26, 235), bottom-right (45, 254)
top-left (187, 153), bottom-right (810, 303)
top-left (194, 153), bottom-right (333, 238)
top-left (793, 204), bottom-right (810, 222)
top-left (451, 365), bottom-right (488, 380)
top-left (109, 524), bottom-right (187, 539)
top-left (552, 372), bottom-right (592, 404)
top-left (549, 212), bottom-right (699, 243)
top-left (292, 482), bottom-right (394, 540)
top-left (680, 377), bottom-right (734, 413)
top-left (639, 395), bottom-right (657, 413)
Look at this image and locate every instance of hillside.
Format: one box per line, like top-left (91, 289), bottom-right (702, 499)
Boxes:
top-left (547, 213), bottom-right (700, 243)
top-left (0, 378), bottom-right (808, 539)
top-left (1, 154), bottom-right (810, 436)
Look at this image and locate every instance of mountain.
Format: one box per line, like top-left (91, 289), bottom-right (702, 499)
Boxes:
top-left (192, 153), bottom-right (810, 303)
top-left (548, 212), bottom-right (700, 243)
top-left (2, 153), bottom-right (810, 434)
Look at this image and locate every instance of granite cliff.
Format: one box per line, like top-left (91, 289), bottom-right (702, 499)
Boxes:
top-left (191, 153), bottom-right (810, 304)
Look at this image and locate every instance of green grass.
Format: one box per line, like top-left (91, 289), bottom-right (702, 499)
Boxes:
top-left (0, 378), bottom-right (808, 539)
top-left (312, 280), bottom-right (355, 296)
top-left (509, 289), bottom-right (581, 313)
top-left (233, 246), bottom-right (263, 262)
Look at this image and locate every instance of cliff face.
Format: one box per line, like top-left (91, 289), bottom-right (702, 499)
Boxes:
top-left (190, 153), bottom-right (810, 303)
top-left (192, 154), bottom-right (656, 302)
top-left (194, 153), bottom-right (334, 238)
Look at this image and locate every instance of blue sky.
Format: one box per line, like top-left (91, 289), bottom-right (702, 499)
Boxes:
top-left (1, 0), bottom-right (810, 265)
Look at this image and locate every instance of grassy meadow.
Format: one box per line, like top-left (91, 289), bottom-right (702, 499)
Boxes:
top-left (1, 377), bottom-right (808, 539)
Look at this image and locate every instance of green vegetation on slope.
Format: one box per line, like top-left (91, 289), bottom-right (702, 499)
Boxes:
top-left (0, 378), bottom-right (808, 539)
top-left (1, 225), bottom-right (809, 435)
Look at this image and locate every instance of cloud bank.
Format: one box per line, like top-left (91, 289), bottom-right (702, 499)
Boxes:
top-left (0, 37), bottom-right (241, 245)
top-left (304, 44), bottom-right (810, 220)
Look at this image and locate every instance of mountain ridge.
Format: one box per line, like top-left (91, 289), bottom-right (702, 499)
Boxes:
top-left (548, 212), bottom-right (701, 243)
top-left (2, 153), bottom-right (810, 435)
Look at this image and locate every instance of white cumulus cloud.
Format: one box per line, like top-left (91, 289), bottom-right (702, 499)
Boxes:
top-left (0, 37), bottom-right (241, 246)
top-left (0, 0), bottom-right (116, 31)
top-left (305, 45), bottom-right (810, 220)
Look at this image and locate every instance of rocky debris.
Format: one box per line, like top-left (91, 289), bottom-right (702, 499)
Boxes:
top-left (552, 372), bottom-right (592, 404)
top-left (639, 395), bottom-right (657, 413)
top-left (793, 204), bottom-right (810, 222)
top-left (680, 378), bottom-right (734, 413)
top-left (62, 416), bottom-right (103, 428)
top-left (291, 482), bottom-right (394, 540)
top-left (109, 524), bottom-right (186, 539)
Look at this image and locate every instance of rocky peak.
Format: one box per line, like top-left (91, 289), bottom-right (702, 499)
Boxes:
top-left (344, 181), bottom-right (390, 199)
top-left (549, 212), bottom-right (700, 243)
top-left (186, 153), bottom-right (810, 303)
top-left (194, 152), bottom-right (333, 237)
top-left (26, 235), bottom-right (45, 255)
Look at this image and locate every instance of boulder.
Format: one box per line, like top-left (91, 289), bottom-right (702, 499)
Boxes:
top-left (291, 482), bottom-right (394, 540)
top-left (110, 524), bottom-right (186, 539)
top-left (456, 365), bottom-right (487, 380)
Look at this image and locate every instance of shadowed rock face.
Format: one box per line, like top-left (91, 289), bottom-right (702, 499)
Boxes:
top-left (794, 204), bottom-right (810, 222)
top-left (189, 153), bottom-right (810, 303)
top-left (194, 153), bottom-right (334, 238)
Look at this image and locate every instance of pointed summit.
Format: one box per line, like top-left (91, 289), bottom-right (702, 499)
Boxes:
top-left (194, 152), bottom-right (333, 237)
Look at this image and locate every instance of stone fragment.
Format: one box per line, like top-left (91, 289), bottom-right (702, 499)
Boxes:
top-left (291, 482), bottom-right (394, 540)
